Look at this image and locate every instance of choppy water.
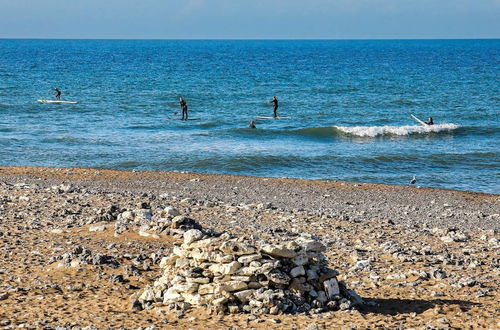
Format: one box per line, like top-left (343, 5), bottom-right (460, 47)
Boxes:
top-left (0, 39), bottom-right (499, 193)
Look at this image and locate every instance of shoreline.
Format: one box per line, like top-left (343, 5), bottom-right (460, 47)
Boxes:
top-left (1, 165), bottom-right (498, 231)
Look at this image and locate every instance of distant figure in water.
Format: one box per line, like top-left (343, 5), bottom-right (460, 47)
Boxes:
top-left (249, 120), bottom-right (256, 128)
top-left (179, 97), bottom-right (188, 120)
top-left (425, 117), bottom-right (434, 125)
top-left (271, 96), bottom-right (279, 118)
top-left (54, 88), bottom-right (61, 100)
top-left (409, 175), bottom-right (417, 185)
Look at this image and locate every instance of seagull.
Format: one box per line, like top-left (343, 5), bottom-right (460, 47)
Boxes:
top-left (409, 175), bottom-right (417, 185)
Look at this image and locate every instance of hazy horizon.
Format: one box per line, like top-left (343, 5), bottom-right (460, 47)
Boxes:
top-left (1, 0), bottom-right (499, 40)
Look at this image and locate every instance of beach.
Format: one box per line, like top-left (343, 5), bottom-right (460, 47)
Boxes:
top-left (0, 166), bottom-right (498, 329)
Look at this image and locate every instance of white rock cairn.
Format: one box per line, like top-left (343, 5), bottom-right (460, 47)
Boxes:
top-left (134, 225), bottom-right (363, 315)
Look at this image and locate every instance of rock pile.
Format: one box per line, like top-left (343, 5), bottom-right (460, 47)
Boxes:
top-left (49, 246), bottom-right (119, 269)
top-left (134, 227), bottom-right (362, 315)
top-left (114, 205), bottom-right (206, 238)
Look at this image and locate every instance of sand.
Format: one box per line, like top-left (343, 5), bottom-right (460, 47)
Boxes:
top-left (0, 166), bottom-right (498, 329)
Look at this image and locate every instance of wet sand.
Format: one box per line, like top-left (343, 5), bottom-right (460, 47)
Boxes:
top-left (0, 166), bottom-right (498, 329)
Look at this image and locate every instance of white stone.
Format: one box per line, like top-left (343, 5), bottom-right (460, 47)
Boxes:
top-left (211, 253), bottom-right (234, 263)
top-left (297, 239), bottom-right (326, 252)
top-left (135, 209), bottom-right (152, 220)
top-left (169, 283), bottom-right (199, 294)
top-left (183, 229), bottom-right (204, 245)
top-left (220, 241), bottom-right (257, 255)
top-left (173, 246), bottom-right (191, 258)
top-left (290, 266), bottom-right (306, 278)
top-left (292, 254), bottom-right (309, 266)
top-left (186, 277), bottom-right (210, 284)
top-left (237, 254), bottom-right (262, 264)
top-left (234, 289), bottom-right (255, 302)
top-left (212, 297), bottom-right (228, 306)
top-left (209, 261), bottom-right (241, 275)
top-left (189, 238), bottom-right (216, 249)
top-left (190, 251), bottom-right (211, 262)
top-left (163, 290), bottom-right (184, 303)
top-left (164, 206), bottom-right (180, 217)
top-left (175, 258), bottom-right (190, 268)
top-left (219, 281), bottom-right (248, 292)
top-left (181, 293), bottom-right (208, 305)
top-left (159, 255), bottom-right (179, 268)
top-left (324, 278), bottom-right (340, 298)
top-left (120, 211), bottom-right (135, 221)
top-left (238, 266), bottom-right (259, 276)
top-left (139, 288), bottom-right (155, 302)
top-left (198, 284), bottom-right (216, 295)
top-left (89, 225), bottom-right (105, 232)
top-left (230, 275), bottom-right (252, 282)
top-left (261, 244), bottom-right (297, 258)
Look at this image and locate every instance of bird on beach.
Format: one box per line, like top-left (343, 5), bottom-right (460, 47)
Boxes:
top-left (409, 175), bottom-right (417, 185)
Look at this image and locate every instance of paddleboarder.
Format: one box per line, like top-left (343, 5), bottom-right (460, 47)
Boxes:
top-left (179, 97), bottom-right (188, 120)
top-left (54, 88), bottom-right (61, 100)
top-left (271, 96), bottom-right (279, 118)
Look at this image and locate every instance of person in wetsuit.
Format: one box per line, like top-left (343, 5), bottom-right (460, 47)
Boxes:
top-left (54, 88), bottom-right (61, 100)
top-left (271, 96), bottom-right (279, 118)
top-left (179, 97), bottom-right (188, 120)
top-left (249, 120), bottom-right (256, 128)
top-left (425, 117), bottom-right (434, 125)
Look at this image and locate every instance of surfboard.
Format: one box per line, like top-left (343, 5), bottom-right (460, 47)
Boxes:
top-left (38, 99), bottom-right (78, 104)
top-left (166, 117), bottom-right (201, 121)
top-left (410, 114), bottom-right (428, 126)
top-left (256, 116), bottom-right (289, 119)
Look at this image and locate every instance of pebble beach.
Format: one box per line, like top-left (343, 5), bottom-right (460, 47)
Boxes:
top-left (0, 166), bottom-right (499, 329)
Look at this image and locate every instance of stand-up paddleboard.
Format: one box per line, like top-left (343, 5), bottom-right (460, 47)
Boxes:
top-left (166, 117), bottom-right (201, 121)
top-left (38, 99), bottom-right (78, 104)
top-left (256, 116), bottom-right (289, 119)
top-left (410, 113), bottom-right (428, 126)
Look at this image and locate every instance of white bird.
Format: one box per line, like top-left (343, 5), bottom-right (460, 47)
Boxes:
top-left (409, 175), bottom-right (417, 185)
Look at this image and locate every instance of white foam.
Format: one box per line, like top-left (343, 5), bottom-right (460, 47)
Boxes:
top-left (335, 124), bottom-right (459, 137)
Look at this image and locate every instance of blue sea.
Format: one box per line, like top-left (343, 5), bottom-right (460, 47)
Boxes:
top-left (0, 39), bottom-right (499, 193)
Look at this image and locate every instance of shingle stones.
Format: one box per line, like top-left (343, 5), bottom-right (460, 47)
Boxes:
top-left (134, 226), bottom-right (362, 315)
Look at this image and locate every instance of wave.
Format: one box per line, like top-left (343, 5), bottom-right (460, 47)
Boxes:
top-left (334, 124), bottom-right (459, 137)
top-left (230, 123), bottom-right (461, 139)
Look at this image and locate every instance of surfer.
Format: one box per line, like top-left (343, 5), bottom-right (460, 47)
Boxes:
top-left (271, 96), bottom-right (279, 118)
top-left (179, 97), bottom-right (188, 120)
top-left (249, 120), bottom-right (256, 129)
top-left (425, 117), bottom-right (434, 125)
top-left (54, 88), bottom-right (61, 100)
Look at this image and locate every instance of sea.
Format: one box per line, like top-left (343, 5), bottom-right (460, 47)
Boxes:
top-left (0, 39), bottom-right (499, 194)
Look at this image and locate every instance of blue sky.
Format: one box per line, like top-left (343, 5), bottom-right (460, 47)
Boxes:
top-left (1, 0), bottom-right (499, 39)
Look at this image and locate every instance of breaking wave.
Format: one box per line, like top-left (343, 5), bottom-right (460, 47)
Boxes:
top-left (334, 124), bottom-right (459, 137)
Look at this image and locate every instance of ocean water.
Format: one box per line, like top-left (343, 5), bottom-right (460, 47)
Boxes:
top-left (0, 39), bottom-right (499, 193)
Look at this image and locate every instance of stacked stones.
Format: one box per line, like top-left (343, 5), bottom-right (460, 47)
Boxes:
top-left (135, 228), bottom-right (362, 315)
top-left (115, 205), bottom-right (208, 238)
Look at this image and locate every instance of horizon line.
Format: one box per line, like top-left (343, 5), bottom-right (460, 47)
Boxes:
top-left (1, 37), bottom-right (499, 41)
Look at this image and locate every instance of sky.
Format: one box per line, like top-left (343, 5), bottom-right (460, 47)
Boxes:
top-left (1, 0), bottom-right (499, 39)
